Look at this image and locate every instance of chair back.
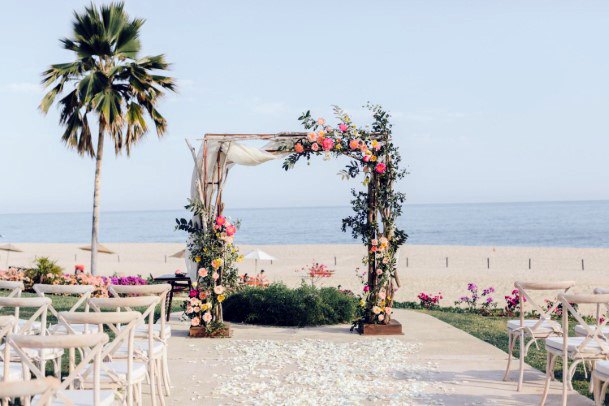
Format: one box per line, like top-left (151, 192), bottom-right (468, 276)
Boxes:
top-left (0, 281), bottom-right (23, 298)
top-left (514, 281), bottom-right (575, 331)
top-left (8, 332), bottom-right (108, 405)
top-left (0, 297), bottom-right (51, 335)
top-left (559, 293), bottom-right (609, 356)
top-left (0, 377), bottom-right (58, 404)
top-left (33, 284), bottom-right (94, 334)
top-left (89, 296), bottom-right (161, 360)
top-left (109, 284), bottom-right (171, 339)
top-left (0, 316), bottom-right (18, 383)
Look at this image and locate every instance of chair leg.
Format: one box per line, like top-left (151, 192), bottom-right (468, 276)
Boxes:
top-left (503, 332), bottom-right (514, 381)
top-left (541, 352), bottom-right (553, 406)
top-left (162, 350), bottom-right (171, 396)
top-left (600, 380), bottom-right (609, 406)
top-left (149, 360), bottom-right (157, 406)
top-left (155, 359), bottom-right (166, 406)
top-left (563, 356), bottom-right (569, 406)
top-left (518, 331), bottom-right (525, 391)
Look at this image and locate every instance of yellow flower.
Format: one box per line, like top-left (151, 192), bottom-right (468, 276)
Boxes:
top-left (217, 294), bottom-right (225, 303)
top-left (371, 140), bottom-right (379, 149)
top-left (372, 306), bottom-right (381, 314)
top-left (236, 255), bottom-right (244, 263)
top-left (359, 299), bottom-right (365, 307)
top-left (194, 256), bottom-right (201, 263)
top-left (365, 149), bottom-right (373, 156)
top-left (211, 258), bottom-right (224, 269)
top-left (335, 144), bottom-right (342, 150)
top-left (370, 155), bottom-right (377, 162)
top-left (200, 303), bottom-right (208, 311)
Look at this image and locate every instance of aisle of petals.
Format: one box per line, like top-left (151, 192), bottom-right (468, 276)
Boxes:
top-left (209, 338), bottom-right (439, 405)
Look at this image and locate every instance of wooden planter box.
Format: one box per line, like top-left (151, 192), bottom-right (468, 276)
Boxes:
top-left (189, 324), bottom-right (232, 338)
top-left (358, 319), bottom-right (403, 335)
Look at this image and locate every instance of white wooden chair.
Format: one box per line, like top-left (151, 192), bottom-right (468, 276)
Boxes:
top-left (61, 310), bottom-right (144, 406)
top-left (504, 281), bottom-right (575, 391)
top-left (0, 281), bottom-right (40, 334)
top-left (89, 296), bottom-right (165, 406)
top-left (0, 316), bottom-right (24, 385)
top-left (541, 293), bottom-right (609, 406)
top-left (573, 288), bottom-right (609, 338)
top-left (33, 284), bottom-right (95, 335)
top-left (0, 377), bottom-right (59, 406)
top-left (109, 284), bottom-right (172, 395)
top-left (8, 332), bottom-right (116, 405)
top-left (0, 297), bottom-right (63, 378)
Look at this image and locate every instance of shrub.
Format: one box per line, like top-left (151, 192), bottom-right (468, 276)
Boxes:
top-left (417, 292), bottom-right (443, 309)
top-left (455, 283), bottom-right (497, 315)
top-left (24, 257), bottom-right (64, 286)
top-left (223, 283), bottom-right (357, 327)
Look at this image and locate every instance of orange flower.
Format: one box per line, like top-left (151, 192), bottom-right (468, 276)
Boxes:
top-left (294, 143), bottom-right (304, 153)
top-left (349, 139), bottom-right (359, 150)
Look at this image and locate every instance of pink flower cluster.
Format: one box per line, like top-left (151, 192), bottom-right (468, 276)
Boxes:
top-left (417, 292), bottom-right (443, 309)
top-left (214, 215), bottom-right (236, 243)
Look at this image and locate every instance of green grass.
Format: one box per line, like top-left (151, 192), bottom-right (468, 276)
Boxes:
top-left (420, 308), bottom-right (596, 401)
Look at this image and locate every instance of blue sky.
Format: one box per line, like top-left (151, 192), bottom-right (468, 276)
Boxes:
top-left (1, 0), bottom-right (608, 214)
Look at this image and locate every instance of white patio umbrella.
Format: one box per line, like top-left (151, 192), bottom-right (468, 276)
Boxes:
top-left (244, 249), bottom-right (277, 273)
top-left (0, 243), bottom-right (23, 268)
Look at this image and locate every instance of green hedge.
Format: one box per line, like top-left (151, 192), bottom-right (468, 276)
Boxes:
top-left (223, 283), bottom-right (357, 327)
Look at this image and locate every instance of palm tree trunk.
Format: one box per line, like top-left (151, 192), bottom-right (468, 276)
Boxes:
top-left (90, 127), bottom-right (105, 275)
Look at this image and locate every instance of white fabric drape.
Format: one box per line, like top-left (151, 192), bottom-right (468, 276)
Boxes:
top-left (185, 140), bottom-right (288, 278)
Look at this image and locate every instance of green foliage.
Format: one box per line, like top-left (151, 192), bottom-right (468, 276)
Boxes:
top-left (40, 2), bottom-right (176, 157)
top-left (25, 257), bottom-right (64, 285)
top-left (223, 284), bottom-right (357, 327)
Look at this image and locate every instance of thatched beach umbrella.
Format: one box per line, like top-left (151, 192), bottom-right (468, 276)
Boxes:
top-left (0, 243), bottom-right (23, 268)
top-left (170, 249), bottom-right (186, 258)
top-left (244, 249), bottom-right (276, 273)
top-left (79, 244), bottom-right (115, 255)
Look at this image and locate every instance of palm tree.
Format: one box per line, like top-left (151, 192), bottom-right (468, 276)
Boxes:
top-left (40, 2), bottom-right (176, 274)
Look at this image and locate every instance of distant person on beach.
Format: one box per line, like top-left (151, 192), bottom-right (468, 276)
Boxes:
top-left (243, 273), bottom-right (249, 283)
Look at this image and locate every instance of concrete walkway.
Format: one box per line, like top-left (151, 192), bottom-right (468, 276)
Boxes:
top-left (164, 309), bottom-right (593, 405)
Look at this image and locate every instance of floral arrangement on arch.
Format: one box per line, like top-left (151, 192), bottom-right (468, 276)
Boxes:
top-left (282, 104), bottom-right (407, 329)
top-left (176, 202), bottom-right (242, 333)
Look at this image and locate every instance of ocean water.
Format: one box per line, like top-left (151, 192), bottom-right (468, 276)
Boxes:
top-left (1, 201), bottom-right (609, 247)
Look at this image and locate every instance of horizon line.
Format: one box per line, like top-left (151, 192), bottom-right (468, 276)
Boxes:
top-left (1, 198), bottom-right (609, 216)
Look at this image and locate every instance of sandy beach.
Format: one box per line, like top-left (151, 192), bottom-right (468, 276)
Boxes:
top-left (3, 243), bottom-right (609, 308)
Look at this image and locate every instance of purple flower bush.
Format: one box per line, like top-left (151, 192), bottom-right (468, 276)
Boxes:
top-left (107, 275), bottom-right (148, 286)
top-left (455, 283), bottom-right (497, 314)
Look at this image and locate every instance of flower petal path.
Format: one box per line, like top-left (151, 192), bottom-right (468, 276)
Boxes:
top-left (164, 309), bottom-right (593, 405)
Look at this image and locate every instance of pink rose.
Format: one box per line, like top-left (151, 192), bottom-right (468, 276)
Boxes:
top-left (212, 271), bottom-right (219, 280)
top-left (349, 139), bottom-right (359, 150)
top-left (338, 123), bottom-right (348, 132)
top-left (191, 317), bottom-right (201, 326)
top-left (311, 143), bottom-right (319, 152)
top-left (322, 138), bottom-right (335, 151)
top-left (317, 118), bottom-right (326, 126)
top-left (225, 224), bottom-right (236, 236)
top-left (363, 285), bottom-right (370, 292)
top-left (214, 285), bottom-right (225, 295)
top-left (363, 155), bottom-right (370, 162)
top-left (378, 314), bottom-right (385, 322)
top-left (378, 291), bottom-right (386, 300)
top-left (375, 163), bottom-right (387, 174)
top-left (202, 312), bottom-right (212, 323)
top-left (198, 268), bottom-right (207, 277)
top-left (216, 216), bottom-right (226, 226)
